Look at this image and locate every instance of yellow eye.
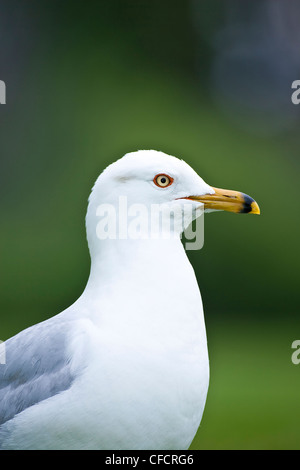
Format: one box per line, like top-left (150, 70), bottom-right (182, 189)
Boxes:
top-left (154, 174), bottom-right (174, 188)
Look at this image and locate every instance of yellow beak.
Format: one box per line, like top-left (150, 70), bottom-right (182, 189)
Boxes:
top-left (189, 187), bottom-right (260, 214)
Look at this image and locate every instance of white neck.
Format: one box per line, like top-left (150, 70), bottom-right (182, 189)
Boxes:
top-left (78, 236), bottom-right (206, 347)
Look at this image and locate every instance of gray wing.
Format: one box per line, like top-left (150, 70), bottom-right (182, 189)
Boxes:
top-left (0, 317), bottom-right (75, 426)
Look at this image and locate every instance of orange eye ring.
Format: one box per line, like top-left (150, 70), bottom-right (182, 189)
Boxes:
top-left (153, 174), bottom-right (174, 188)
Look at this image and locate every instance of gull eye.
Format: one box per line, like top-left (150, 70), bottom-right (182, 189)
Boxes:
top-left (153, 174), bottom-right (174, 188)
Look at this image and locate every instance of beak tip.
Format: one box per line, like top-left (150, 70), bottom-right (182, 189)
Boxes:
top-left (240, 193), bottom-right (260, 215)
top-left (250, 201), bottom-right (260, 215)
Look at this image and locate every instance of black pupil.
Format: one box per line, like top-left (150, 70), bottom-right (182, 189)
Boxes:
top-left (161, 177), bottom-right (166, 184)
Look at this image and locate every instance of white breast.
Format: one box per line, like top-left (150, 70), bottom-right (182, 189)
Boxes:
top-left (65, 237), bottom-right (210, 449)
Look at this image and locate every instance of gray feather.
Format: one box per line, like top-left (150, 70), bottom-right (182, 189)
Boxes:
top-left (0, 317), bottom-right (74, 426)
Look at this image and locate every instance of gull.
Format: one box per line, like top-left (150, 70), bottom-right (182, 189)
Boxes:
top-left (0, 150), bottom-right (260, 450)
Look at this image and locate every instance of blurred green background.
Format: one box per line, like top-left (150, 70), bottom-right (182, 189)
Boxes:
top-left (0, 0), bottom-right (299, 449)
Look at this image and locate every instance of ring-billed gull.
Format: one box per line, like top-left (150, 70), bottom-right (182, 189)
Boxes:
top-left (0, 150), bottom-right (260, 449)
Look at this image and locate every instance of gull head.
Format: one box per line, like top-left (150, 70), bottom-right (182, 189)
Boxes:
top-left (86, 150), bottom-right (260, 253)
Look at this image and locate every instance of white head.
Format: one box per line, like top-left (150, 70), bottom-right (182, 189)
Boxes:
top-left (86, 150), bottom-right (259, 256)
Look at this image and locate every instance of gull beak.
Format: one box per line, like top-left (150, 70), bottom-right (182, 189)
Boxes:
top-left (189, 187), bottom-right (260, 214)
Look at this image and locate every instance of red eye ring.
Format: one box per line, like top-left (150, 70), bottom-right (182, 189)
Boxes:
top-left (153, 174), bottom-right (174, 188)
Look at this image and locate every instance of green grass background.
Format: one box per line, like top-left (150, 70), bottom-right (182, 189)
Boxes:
top-left (191, 319), bottom-right (300, 450)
